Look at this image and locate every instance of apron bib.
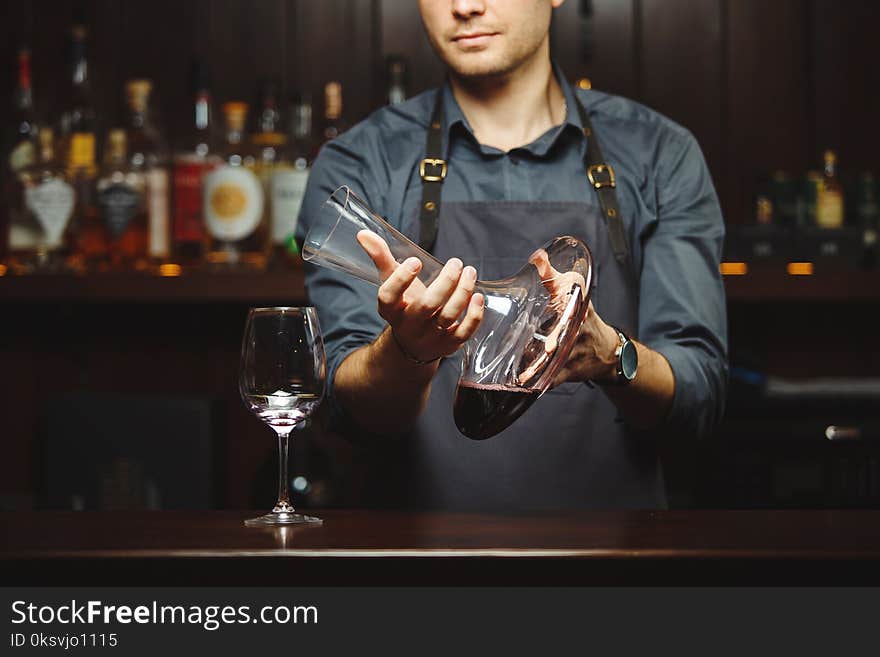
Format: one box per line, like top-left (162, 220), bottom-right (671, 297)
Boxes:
top-left (365, 89), bottom-right (665, 511)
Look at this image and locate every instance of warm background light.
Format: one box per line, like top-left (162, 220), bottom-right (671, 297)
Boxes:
top-left (786, 262), bottom-right (814, 276)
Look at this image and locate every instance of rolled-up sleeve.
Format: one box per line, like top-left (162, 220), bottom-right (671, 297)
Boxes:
top-left (295, 132), bottom-right (388, 425)
top-left (638, 130), bottom-right (729, 439)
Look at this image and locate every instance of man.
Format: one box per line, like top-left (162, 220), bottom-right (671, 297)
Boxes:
top-left (297, 0), bottom-right (728, 510)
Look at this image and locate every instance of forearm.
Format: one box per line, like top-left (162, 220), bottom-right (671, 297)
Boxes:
top-left (600, 341), bottom-right (675, 431)
top-left (334, 326), bottom-right (439, 435)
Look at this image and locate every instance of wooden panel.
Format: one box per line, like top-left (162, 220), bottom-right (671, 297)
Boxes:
top-left (120, 0), bottom-right (200, 144)
top-left (207, 0), bottom-right (287, 110)
top-left (640, 0), bottom-right (724, 206)
top-left (379, 0), bottom-right (445, 99)
top-left (726, 0), bottom-right (810, 224)
top-left (551, 0), bottom-right (638, 98)
top-left (288, 0), bottom-right (376, 123)
top-left (811, 0), bottom-right (880, 173)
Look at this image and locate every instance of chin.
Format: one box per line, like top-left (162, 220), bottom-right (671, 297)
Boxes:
top-left (445, 53), bottom-right (515, 80)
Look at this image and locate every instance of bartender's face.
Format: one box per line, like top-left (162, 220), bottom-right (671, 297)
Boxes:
top-left (419, 0), bottom-right (563, 79)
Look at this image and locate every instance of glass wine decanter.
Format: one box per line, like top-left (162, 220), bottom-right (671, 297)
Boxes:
top-left (302, 186), bottom-right (593, 440)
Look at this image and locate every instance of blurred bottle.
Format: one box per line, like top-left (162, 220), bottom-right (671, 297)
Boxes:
top-left (815, 150), bottom-right (844, 229)
top-left (95, 129), bottom-right (147, 270)
top-left (171, 58), bottom-right (218, 268)
top-left (855, 172), bottom-right (878, 268)
top-left (61, 21), bottom-right (99, 272)
top-left (321, 81), bottom-right (346, 143)
top-left (125, 79), bottom-right (170, 267)
top-left (270, 92), bottom-right (313, 266)
top-left (386, 55), bottom-right (409, 105)
top-left (6, 47), bottom-right (37, 176)
top-left (203, 102), bottom-right (268, 270)
top-left (753, 172), bottom-right (774, 226)
top-left (8, 128), bottom-right (76, 272)
top-left (3, 47), bottom-right (39, 262)
top-left (252, 79), bottom-right (287, 263)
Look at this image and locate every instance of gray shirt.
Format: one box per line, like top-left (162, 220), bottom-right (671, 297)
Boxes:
top-left (297, 69), bottom-right (728, 440)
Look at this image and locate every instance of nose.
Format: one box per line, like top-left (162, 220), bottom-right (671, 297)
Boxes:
top-left (451, 0), bottom-right (487, 19)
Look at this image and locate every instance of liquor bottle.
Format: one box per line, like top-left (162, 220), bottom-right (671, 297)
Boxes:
top-left (270, 92), bottom-right (313, 266)
top-left (95, 130), bottom-right (148, 270)
top-left (171, 58), bottom-right (218, 268)
top-left (7, 47), bottom-right (38, 179)
top-left (8, 128), bottom-right (76, 272)
top-left (124, 79), bottom-right (170, 266)
top-left (386, 55), bottom-right (408, 105)
top-left (252, 79), bottom-right (287, 172)
top-left (203, 102), bottom-right (268, 270)
top-left (321, 81), bottom-right (346, 143)
top-left (855, 172), bottom-right (878, 268)
top-left (251, 79), bottom-right (287, 261)
top-left (60, 22), bottom-right (97, 180)
top-left (3, 47), bottom-right (39, 261)
top-left (815, 150), bottom-right (844, 229)
top-left (60, 21), bottom-right (100, 272)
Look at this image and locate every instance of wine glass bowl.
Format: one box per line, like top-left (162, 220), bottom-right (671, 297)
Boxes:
top-left (239, 306), bottom-right (326, 526)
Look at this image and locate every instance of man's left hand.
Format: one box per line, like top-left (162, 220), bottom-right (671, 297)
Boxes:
top-left (551, 301), bottom-right (620, 387)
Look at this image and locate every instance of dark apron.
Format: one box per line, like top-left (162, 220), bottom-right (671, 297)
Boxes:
top-left (371, 90), bottom-right (665, 511)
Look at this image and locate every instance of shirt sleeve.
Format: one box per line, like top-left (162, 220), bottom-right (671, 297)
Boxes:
top-left (638, 130), bottom-right (729, 439)
top-left (295, 131), bottom-right (389, 428)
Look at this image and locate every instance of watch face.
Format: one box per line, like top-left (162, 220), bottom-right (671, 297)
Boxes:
top-left (620, 340), bottom-right (638, 380)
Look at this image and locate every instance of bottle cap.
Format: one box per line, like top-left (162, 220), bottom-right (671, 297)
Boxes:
top-left (126, 79), bottom-right (153, 112)
top-left (223, 102), bottom-right (249, 130)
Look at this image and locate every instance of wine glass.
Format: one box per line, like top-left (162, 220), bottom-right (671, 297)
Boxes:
top-left (239, 307), bottom-right (326, 526)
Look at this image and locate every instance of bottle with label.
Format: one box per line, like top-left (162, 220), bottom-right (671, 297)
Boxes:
top-left (815, 150), bottom-right (845, 229)
top-left (125, 79), bottom-right (170, 267)
top-left (96, 130), bottom-right (147, 270)
top-left (60, 21), bottom-right (99, 273)
top-left (386, 55), bottom-right (409, 105)
top-left (8, 128), bottom-right (76, 272)
top-left (321, 81), bottom-right (347, 144)
top-left (203, 102), bottom-right (268, 270)
top-left (2, 47), bottom-right (39, 262)
top-left (270, 92), bottom-right (313, 267)
top-left (171, 58), bottom-right (219, 268)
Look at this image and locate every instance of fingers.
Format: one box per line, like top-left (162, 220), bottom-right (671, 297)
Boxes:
top-left (377, 257), bottom-right (422, 319)
top-left (357, 230), bottom-right (401, 281)
top-left (528, 248), bottom-right (554, 281)
top-left (452, 292), bottom-right (485, 341)
top-left (413, 257), bottom-right (464, 318)
top-left (433, 265), bottom-right (477, 328)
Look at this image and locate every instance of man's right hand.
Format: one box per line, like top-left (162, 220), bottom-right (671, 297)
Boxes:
top-left (356, 230), bottom-right (484, 364)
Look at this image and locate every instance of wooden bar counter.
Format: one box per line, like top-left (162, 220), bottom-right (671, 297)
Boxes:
top-left (3, 509), bottom-right (880, 585)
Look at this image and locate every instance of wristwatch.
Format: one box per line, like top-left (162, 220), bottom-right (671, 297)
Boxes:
top-left (605, 326), bottom-right (638, 386)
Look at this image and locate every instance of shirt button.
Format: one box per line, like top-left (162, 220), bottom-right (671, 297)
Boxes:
top-left (509, 154), bottom-right (520, 165)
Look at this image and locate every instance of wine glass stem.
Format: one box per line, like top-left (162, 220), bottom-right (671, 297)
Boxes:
top-left (273, 427), bottom-right (294, 513)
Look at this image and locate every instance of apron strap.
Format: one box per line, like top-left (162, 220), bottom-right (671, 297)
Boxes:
top-left (573, 100), bottom-right (631, 269)
top-left (417, 90), bottom-right (446, 252)
top-left (418, 87), bottom-right (633, 274)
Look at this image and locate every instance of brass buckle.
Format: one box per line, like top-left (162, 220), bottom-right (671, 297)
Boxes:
top-left (587, 164), bottom-right (616, 189)
top-left (420, 158), bottom-right (447, 182)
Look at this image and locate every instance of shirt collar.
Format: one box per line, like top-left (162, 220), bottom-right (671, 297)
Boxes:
top-left (438, 62), bottom-right (585, 159)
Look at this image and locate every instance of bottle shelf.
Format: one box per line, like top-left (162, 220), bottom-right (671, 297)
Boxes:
top-left (0, 267), bottom-right (307, 304)
top-left (721, 266), bottom-right (880, 302)
top-left (1, 265), bottom-right (878, 304)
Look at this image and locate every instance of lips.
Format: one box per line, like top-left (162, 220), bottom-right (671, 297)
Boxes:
top-left (451, 32), bottom-right (499, 49)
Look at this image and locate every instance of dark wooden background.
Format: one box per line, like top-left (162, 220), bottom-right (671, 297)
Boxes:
top-left (2, 0), bottom-right (879, 512)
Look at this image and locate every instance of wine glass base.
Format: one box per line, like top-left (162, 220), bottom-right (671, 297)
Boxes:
top-left (244, 511), bottom-right (323, 527)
